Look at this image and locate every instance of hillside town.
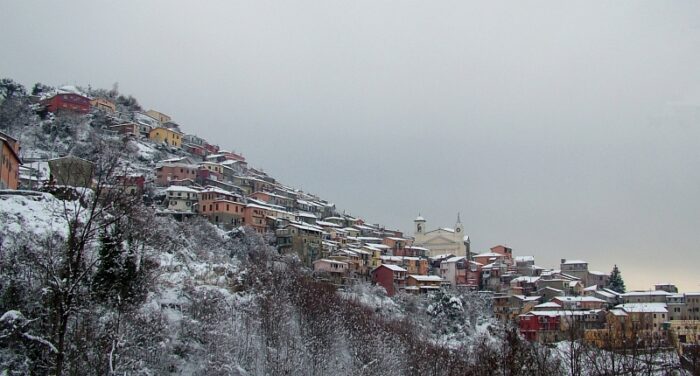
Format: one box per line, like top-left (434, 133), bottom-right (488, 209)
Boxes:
top-left (1, 80), bottom-right (699, 370)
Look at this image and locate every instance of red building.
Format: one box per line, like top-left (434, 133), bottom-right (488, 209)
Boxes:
top-left (371, 264), bottom-right (407, 296)
top-left (519, 312), bottom-right (561, 342)
top-left (204, 143), bottom-right (219, 155)
top-left (185, 144), bottom-right (207, 157)
top-left (41, 93), bottom-right (91, 114)
top-left (115, 174), bottom-right (145, 194)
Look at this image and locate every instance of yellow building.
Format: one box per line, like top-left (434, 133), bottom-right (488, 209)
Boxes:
top-left (149, 127), bottom-right (182, 148)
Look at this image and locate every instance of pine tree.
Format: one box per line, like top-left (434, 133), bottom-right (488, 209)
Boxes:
top-left (606, 264), bottom-right (626, 293)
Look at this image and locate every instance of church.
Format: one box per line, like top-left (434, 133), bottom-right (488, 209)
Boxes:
top-left (413, 214), bottom-right (470, 257)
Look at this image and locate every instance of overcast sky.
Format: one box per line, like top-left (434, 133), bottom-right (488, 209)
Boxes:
top-left (2, 1), bottom-right (699, 291)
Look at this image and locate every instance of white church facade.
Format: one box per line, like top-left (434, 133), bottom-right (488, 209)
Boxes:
top-left (413, 214), bottom-right (470, 257)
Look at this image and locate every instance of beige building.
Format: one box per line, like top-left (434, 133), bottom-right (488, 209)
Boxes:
top-left (48, 156), bottom-right (94, 188)
top-left (145, 109), bottom-right (172, 124)
top-left (413, 215), bottom-right (469, 257)
top-left (90, 98), bottom-right (116, 112)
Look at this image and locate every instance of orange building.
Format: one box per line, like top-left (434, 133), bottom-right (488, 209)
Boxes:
top-left (0, 132), bottom-right (21, 189)
top-left (199, 187), bottom-right (245, 228)
top-left (244, 203), bottom-right (271, 233)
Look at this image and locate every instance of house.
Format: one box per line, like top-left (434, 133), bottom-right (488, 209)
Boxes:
top-left (515, 255), bottom-right (538, 276)
top-left (440, 256), bottom-right (481, 289)
top-left (313, 259), bottom-right (349, 284)
top-left (149, 127), bottom-right (182, 148)
top-left (41, 93), bottom-right (91, 113)
top-left (519, 312), bottom-right (561, 342)
top-left (403, 246), bottom-right (430, 258)
top-left (494, 295), bottom-right (541, 321)
top-left (379, 256), bottom-right (428, 275)
top-left (48, 156), bottom-right (94, 187)
top-left (184, 143), bottom-right (207, 158)
top-left (474, 251), bottom-right (510, 268)
top-left (244, 204), bottom-right (273, 234)
top-left (412, 214), bottom-right (470, 257)
top-left (164, 186), bottom-right (199, 212)
top-left (115, 174), bottom-right (145, 195)
top-left (133, 112), bottom-right (159, 133)
top-left (90, 98), bottom-right (116, 112)
top-left (107, 122), bottom-right (140, 137)
top-left (382, 237), bottom-right (408, 255)
top-left (520, 309), bottom-right (605, 343)
top-left (145, 109), bottom-right (171, 124)
top-left (198, 187), bottom-right (245, 229)
top-left (0, 131), bottom-right (21, 190)
top-left (510, 276), bottom-right (540, 296)
top-left (587, 270), bottom-right (609, 288)
top-left (155, 163), bottom-right (199, 186)
top-left (275, 223), bottom-right (324, 266)
top-left (18, 161), bottom-right (48, 189)
top-left (371, 264), bottom-right (407, 296)
top-left (560, 259), bottom-right (591, 285)
top-left (621, 290), bottom-right (673, 304)
top-left (551, 296), bottom-right (607, 311)
top-left (614, 303), bottom-right (669, 342)
top-left (405, 275), bottom-right (443, 294)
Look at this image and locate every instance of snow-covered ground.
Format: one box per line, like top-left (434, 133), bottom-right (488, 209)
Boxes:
top-left (0, 191), bottom-right (71, 238)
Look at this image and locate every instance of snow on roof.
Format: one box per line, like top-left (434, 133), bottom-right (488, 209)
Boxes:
top-left (445, 256), bottom-right (467, 263)
top-left (526, 309), bottom-right (602, 317)
top-left (588, 270), bottom-right (606, 276)
top-left (406, 246), bottom-right (429, 251)
top-left (165, 186), bottom-right (200, 193)
top-left (511, 276), bottom-right (540, 284)
top-left (201, 186), bottom-right (236, 195)
top-left (439, 227), bottom-right (455, 233)
top-left (380, 256), bottom-right (403, 262)
top-left (377, 264), bottom-right (407, 272)
top-left (386, 237), bottom-right (406, 241)
top-left (316, 220), bottom-right (340, 228)
top-left (409, 275), bottom-right (443, 282)
top-left (415, 215), bottom-right (425, 221)
top-left (622, 290), bottom-right (672, 297)
top-left (296, 211), bottom-right (317, 218)
top-left (515, 256), bottom-right (535, 262)
top-left (609, 309), bottom-right (628, 317)
top-left (554, 296), bottom-right (605, 303)
top-left (288, 223), bottom-right (324, 233)
top-left (313, 259), bottom-right (347, 266)
top-left (366, 244), bottom-right (390, 250)
top-left (513, 295), bottom-right (541, 302)
top-left (534, 302), bottom-right (562, 309)
top-left (431, 253), bottom-right (455, 260)
top-left (57, 85), bottom-right (86, 96)
top-left (474, 252), bottom-right (503, 258)
top-left (615, 303), bottom-right (668, 313)
top-left (594, 290), bottom-right (617, 299)
top-left (561, 259), bottom-right (587, 265)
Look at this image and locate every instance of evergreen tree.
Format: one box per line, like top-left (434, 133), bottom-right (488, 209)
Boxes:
top-left (92, 222), bottom-right (145, 307)
top-left (606, 264), bottom-right (626, 293)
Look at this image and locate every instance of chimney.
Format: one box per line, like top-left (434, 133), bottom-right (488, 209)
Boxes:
top-left (561, 259), bottom-right (566, 264)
